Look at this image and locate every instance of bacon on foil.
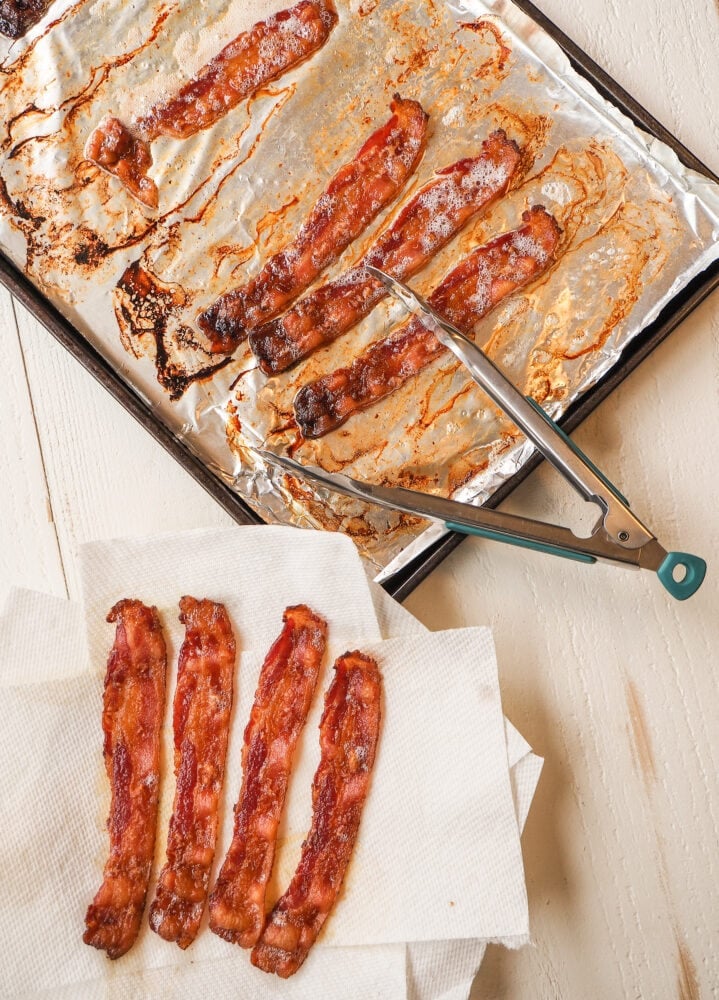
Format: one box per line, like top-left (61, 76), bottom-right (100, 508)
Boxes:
top-left (148, 597), bottom-right (236, 950)
top-left (198, 95), bottom-right (429, 353)
top-left (208, 604), bottom-right (327, 948)
top-left (83, 601), bottom-right (168, 960)
top-left (251, 650), bottom-right (382, 978)
top-left (294, 205), bottom-right (562, 438)
top-left (86, 0), bottom-right (338, 208)
top-left (0, 0), bottom-right (53, 37)
top-left (249, 130), bottom-right (522, 374)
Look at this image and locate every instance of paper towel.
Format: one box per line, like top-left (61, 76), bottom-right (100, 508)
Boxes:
top-left (1, 526), bottom-right (541, 999)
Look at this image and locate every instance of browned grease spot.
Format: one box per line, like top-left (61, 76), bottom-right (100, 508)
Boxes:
top-left (3, 3), bottom-right (177, 155)
top-left (0, 0), bottom-right (86, 77)
top-left (393, 43), bottom-right (440, 86)
top-left (458, 19), bottom-right (512, 74)
top-left (676, 936), bottom-right (700, 1000)
top-left (281, 474), bottom-right (344, 532)
top-left (446, 432), bottom-right (518, 495)
top-left (114, 261), bottom-right (231, 400)
top-left (625, 680), bottom-right (657, 785)
top-left (3, 76), bottom-right (296, 294)
top-left (484, 102), bottom-right (552, 179)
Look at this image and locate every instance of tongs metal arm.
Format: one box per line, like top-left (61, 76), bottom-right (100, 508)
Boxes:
top-left (367, 265), bottom-right (653, 551)
top-left (263, 452), bottom-right (706, 600)
top-left (265, 267), bottom-right (706, 601)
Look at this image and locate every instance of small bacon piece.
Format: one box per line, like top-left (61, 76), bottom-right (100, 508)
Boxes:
top-left (86, 0), bottom-right (338, 208)
top-left (198, 95), bottom-right (429, 352)
top-left (294, 205), bottom-right (562, 438)
top-left (0, 0), bottom-right (53, 38)
top-left (83, 601), bottom-right (168, 960)
top-left (208, 605), bottom-right (327, 948)
top-left (249, 130), bottom-right (521, 374)
top-left (251, 650), bottom-right (382, 978)
top-left (148, 598), bottom-right (236, 950)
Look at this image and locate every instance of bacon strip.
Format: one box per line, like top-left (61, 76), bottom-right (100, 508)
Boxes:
top-left (249, 130), bottom-right (522, 374)
top-left (208, 605), bottom-right (327, 948)
top-left (0, 0), bottom-right (53, 37)
top-left (83, 601), bottom-right (168, 960)
top-left (251, 650), bottom-right (382, 978)
top-left (294, 206), bottom-right (562, 438)
top-left (86, 0), bottom-right (338, 208)
top-left (148, 598), bottom-right (236, 950)
top-left (198, 95), bottom-right (429, 352)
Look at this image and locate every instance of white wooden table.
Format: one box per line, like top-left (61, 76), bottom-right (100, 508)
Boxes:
top-left (2, 1), bottom-right (718, 996)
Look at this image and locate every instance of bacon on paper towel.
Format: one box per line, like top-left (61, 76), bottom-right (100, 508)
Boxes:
top-left (209, 604), bottom-right (327, 948)
top-left (252, 650), bottom-right (382, 978)
top-left (83, 600), bottom-right (168, 959)
top-left (149, 597), bottom-right (236, 949)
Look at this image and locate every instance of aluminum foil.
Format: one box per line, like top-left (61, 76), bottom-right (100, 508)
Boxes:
top-left (1, 0), bottom-right (718, 579)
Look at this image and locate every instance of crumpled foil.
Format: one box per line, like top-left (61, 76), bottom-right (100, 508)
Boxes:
top-left (1, 0), bottom-right (718, 579)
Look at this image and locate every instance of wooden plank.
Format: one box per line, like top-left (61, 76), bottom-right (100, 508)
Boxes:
top-left (0, 285), bottom-right (66, 607)
top-left (13, 302), bottom-right (235, 602)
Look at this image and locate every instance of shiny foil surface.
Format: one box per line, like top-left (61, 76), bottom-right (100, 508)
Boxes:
top-left (1, 0), bottom-right (718, 577)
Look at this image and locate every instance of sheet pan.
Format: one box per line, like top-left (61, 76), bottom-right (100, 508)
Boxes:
top-left (1, 0), bottom-right (717, 599)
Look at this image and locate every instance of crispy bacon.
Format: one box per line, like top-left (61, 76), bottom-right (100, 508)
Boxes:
top-left (148, 598), bottom-right (236, 950)
top-left (83, 601), bottom-right (168, 960)
top-left (0, 0), bottom-right (53, 38)
top-left (208, 605), bottom-right (327, 948)
top-left (251, 650), bottom-right (382, 978)
top-left (86, 0), bottom-right (338, 208)
top-left (198, 95), bottom-right (429, 352)
top-left (249, 130), bottom-right (522, 374)
top-left (294, 205), bottom-right (562, 438)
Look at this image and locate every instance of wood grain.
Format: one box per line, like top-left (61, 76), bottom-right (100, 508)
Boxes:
top-left (11, 300), bottom-right (234, 601)
top-left (0, 286), bottom-right (65, 608)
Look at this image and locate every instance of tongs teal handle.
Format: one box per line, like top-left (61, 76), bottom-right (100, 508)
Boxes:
top-left (526, 400), bottom-right (706, 597)
top-left (656, 552), bottom-right (706, 600)
top-left (446, 521), bottom-right (706, 599)
top-left (444, 520), bottom-right (596, 563)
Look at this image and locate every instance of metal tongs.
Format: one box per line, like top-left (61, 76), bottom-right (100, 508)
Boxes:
top-left (263, 266), bottom-right (707, 600)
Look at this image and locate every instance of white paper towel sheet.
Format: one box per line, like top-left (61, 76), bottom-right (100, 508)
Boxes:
top-left (0, 527), bottom-right (542, 999)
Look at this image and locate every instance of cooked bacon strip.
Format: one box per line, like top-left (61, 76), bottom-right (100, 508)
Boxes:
top-left (0, 0), bottom-right (53, 37)
top-left (149, 598), bottom-right (236, 950)
top-left (208, 605), bottom-right (327, 948)
top-left (198, 95), bottom-right (429, 352)
top-left (251, 650), bottom-right (382, 978)
top-left (86, 0), bottom-right (338, 208)
top-left (83, 601), bottom-right (168, 960)
top-left (249, 130), bottom-right (522, 374)
top-left (294, 205), bottom-right (562, 438)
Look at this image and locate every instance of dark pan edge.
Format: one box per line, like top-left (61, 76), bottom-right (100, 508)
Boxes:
top-left (0, 255), bottom-right (263, 528)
